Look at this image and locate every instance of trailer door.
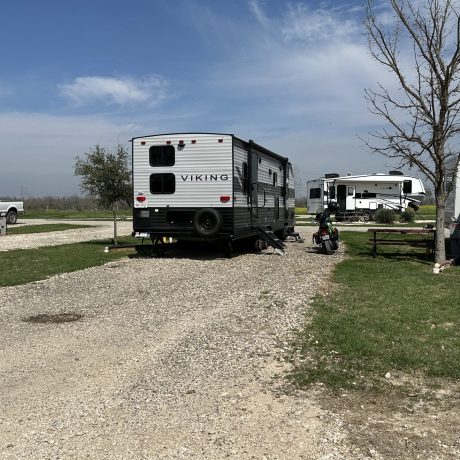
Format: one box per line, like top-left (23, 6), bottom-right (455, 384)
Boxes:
top-left (337, 185), bottom-right (346, 210)
top-left (249, 149), bottom-right (258, 226)
top-left (346, 186), bottom-right (356, 210)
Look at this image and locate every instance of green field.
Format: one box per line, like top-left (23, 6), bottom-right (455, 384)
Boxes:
top-left (0, 237), bottom-right (139, 287)
top-left (290, 231), bottom-right (460, 390)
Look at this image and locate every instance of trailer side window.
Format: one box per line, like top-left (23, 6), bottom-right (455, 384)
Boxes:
top-left (329, 186), bottom-right (336, 199)
top-left (362, 192), bottom-right (377, 198)
top-left (403, 180), bottom-right (412, 194)
top-left (309, 188), bottom-right (321, 199)
top-left (273, 172), bottom-right (278, 187)
top-left (150, 173), bottom-right (175, 194)
top-left (149, 145), bottom-right (175, 167)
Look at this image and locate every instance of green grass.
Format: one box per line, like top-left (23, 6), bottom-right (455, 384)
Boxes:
top-left (0, 237), bottom-right (139, 287)
top-left (23, 209), bottom-right (132, 220)
top-left (418, 204), bottom-right (436, 216)
top-left (290, 231), bottom-right (460, 390)
top-left (415, 204), bottom-right (436, 220)
top-left (7, 224), bottom-right (92, 235)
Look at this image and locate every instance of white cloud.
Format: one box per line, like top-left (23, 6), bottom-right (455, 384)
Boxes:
top-left (281, 4), bottom-right (359, 42)
top-left (59, 75), bottom-right (168, 106)
top-left (249, 0), bottom-right (270, 27)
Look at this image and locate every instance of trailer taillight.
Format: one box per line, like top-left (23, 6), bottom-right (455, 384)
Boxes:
top-left (136, 196), bottom-right (146, 202)
top-left (218, 139), bottom-right (223, 143)
top-left (141, 141), bottom-right (146, 145)
top-left (166, 140), bottom-right (171, 145)
top-left (191, 140), bottom-right (196, 144)
top-left (220, 196), bottom-right (231, 203)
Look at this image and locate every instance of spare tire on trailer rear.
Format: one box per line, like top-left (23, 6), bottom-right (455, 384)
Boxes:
top-left (193, 208), bottom-right (222, 237)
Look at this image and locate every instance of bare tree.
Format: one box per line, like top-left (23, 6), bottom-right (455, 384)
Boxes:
top-left (364, 0), bottom-right (460, 262)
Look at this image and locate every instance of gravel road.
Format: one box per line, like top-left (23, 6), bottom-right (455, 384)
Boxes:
top-left (0, 227), bottom-right (351, 459)
top-left (0, 220), bottom-right (134, 252)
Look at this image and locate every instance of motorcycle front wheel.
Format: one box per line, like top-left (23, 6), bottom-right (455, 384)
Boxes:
top-left (323, 239), bottom-right (334, 255)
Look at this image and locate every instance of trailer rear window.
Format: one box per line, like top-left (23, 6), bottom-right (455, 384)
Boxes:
top-left (150, 173), bottom-right (175, 194)
top-left (309, 188), bottom-right (321, 199)
top-left (149, 145), bottom-right (175, 167)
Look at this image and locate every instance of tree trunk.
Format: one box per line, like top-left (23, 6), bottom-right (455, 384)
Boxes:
top-left (112, 208), bottom-right (118, 246)
top-left (434, 196), bottom-right (446, 263)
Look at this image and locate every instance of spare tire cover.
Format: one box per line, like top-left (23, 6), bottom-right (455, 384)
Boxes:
top-left (193, 208), bottom-right (222, 237)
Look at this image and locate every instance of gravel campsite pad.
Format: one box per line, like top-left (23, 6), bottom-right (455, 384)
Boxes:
top-left (0, 219), bottom-right (134, 252)
top-left (1, 224), bottom-right (459, 459)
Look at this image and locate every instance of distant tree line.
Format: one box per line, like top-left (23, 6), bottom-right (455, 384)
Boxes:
top-left (0, 195), bottom-right (130, 211)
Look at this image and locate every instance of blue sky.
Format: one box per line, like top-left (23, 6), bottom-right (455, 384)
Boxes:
top-left (0, 0), bottom-right (402, 197)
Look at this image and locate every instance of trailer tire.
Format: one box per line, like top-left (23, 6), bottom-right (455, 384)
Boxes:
top-left (6, 210), bottom-right (17, 224)
top-left (193, 208), bottom-right (222, 237)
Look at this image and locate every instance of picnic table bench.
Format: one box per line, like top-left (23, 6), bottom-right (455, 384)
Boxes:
top-left (368, 227), bottom-right (436, 258)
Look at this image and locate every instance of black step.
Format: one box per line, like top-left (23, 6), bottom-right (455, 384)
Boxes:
top-left (254, 226), bottom-right (286, 255)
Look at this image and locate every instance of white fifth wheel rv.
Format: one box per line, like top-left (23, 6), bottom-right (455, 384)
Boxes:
top-left (306, 172), bottom-right (426, 220)
top-left (445, 155), bottom-right (460, 258)
top-left (445, 155), bottom-right (460, 223)
top-left (131, 133), bottom-right (296, 255)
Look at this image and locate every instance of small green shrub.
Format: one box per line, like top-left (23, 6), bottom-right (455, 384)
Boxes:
top-left (374, 208), bottom-right (396, 224)
top-left (400, 207), bottom-right (416, 223)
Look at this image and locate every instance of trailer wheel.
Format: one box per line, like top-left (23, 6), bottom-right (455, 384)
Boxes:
top-left (6, 210), bottom-right (17, 224)
top-left (276, 228), bottom-right (289, 241)
top-left (193, 208), bottom-right (222, 237)
top-left (223, 240), bottom-right (233, 258)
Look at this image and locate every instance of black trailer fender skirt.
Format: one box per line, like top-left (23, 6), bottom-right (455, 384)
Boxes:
top-left (193, 208), bottom-right (223, 237)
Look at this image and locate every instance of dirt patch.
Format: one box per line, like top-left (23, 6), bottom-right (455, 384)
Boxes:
top-left (316, 375), bottom-right (460, 459)
top-left (23, 312), bottom-right (83, 324)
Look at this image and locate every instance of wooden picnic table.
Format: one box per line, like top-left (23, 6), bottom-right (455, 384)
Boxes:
top-left (367, 227), bottom-right (436, 258)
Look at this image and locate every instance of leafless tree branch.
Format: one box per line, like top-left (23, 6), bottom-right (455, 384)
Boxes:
top-left (365, 0), bottom-right (460, 261)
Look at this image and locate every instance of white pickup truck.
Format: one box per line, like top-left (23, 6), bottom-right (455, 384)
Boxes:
top-left (0, 200), bottom-right (24, 224)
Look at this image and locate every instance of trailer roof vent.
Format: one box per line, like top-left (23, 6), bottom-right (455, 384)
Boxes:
top-left (325, 173), bottom-right (340, 178)
top-left (389, 170), bottom-right (404, 175)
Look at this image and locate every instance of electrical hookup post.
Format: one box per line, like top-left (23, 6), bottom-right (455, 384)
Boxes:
top-left (0, 212), bottom-right (7, 236)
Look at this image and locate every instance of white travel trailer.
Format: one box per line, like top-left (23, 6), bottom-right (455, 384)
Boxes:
top-left (131, 133), bottom-right (296, 255)
top-left (445, 155), bottom-right (460, 223)
top-left (306, 172), bottom-right (426, 220)
top-left (445, 155), bottom-right (460, 258)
